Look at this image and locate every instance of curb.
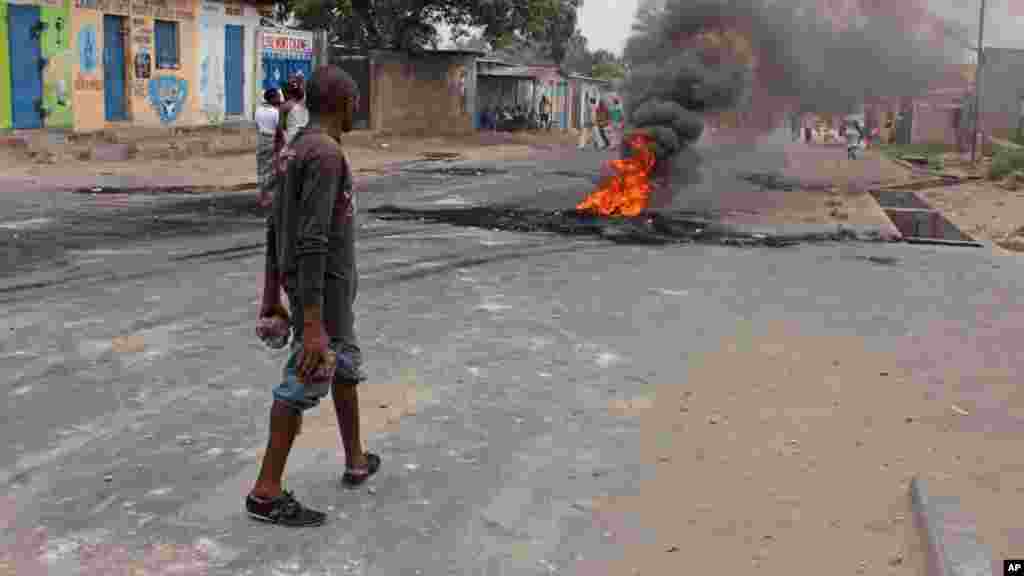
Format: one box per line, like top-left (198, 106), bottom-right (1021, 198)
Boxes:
top-left (908, 476), bottom-right (995, 576)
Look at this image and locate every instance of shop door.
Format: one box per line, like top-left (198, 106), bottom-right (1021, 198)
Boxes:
top-left (8, 4), bottom-right (44, 129)
top-left (224, 25), bottom-right (244, 116)
top-left (103, 14), bottom-right (127, 121)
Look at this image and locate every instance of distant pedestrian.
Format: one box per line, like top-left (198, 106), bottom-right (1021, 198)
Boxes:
top-left (249, 65), bottom-right (379, 527)
top-left (595, 98), bottom-right (612, 149)
top-left (538, 95), bottom-right (551, 131)
top-left (256, 88), bottom-right (283, 208)
top-left (609, 97), bottom-right (624, 146)
top-left (846, 120), bottom-right (864, 160)
top-left (578, 95), bottom-right (594, 149)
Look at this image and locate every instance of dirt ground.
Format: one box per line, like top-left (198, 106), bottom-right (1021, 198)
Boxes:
top-left (588, 320), bottom-right (1023, 575)
top-left (916, 182), bottom-right (1024, 256)
top-left (755, 146), bottom-right (911, 235)
top-left (0, 127), bottom-right (579, 190)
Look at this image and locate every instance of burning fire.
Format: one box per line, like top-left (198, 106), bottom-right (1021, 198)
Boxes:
top-left (576, 133), bottom-right (657, 217)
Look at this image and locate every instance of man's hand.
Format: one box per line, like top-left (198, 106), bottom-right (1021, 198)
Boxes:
top-left (257, 191), bottom-right (273, 209)
top-left (256, 302), bottom-right (290, 345)
top-left (297, 305), bottom-right (328, 382)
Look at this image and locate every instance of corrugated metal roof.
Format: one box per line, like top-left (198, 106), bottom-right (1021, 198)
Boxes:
top-left (478, 66), bottom-right (538, 79)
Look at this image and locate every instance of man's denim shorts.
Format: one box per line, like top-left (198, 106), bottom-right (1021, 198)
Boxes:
top-left (272, 341), bottom-right (365, 412)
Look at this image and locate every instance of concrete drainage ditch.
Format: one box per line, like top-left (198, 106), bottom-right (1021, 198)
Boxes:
top-left (871, 188), bottom-right (984, 248)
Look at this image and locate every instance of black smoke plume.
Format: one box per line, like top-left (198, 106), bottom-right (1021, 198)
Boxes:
top-left (620, 0), bottom-right (968, 186)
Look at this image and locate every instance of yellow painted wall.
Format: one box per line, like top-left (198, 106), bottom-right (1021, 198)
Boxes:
top-left (70, 0), bottom-right (200, 132)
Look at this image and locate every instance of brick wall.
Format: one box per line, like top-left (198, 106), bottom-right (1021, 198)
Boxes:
top-left (369, 51), bottom-right (474, 136)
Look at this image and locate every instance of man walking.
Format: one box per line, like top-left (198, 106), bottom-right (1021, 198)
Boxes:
top-left (248, 65), bottom-right (380, 527)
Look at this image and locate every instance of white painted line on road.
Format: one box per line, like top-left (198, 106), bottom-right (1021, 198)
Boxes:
top-left (652, 288), bottom-right (689, 297)
top-left (432, 195), bottom-right (474, 206)
top-left (596, 352), bottom-right (623, 368)
top-left (0, 217), bottom-right (52, 230)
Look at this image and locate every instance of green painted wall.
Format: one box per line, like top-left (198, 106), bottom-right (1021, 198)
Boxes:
top-left (40, 0), bottom-right (72, 128)
top-left (0, 2), bottom-right (12, 130)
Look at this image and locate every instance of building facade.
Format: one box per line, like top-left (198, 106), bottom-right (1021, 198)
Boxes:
top-left (1, 0), bottom-right (281, 132)
top-left (1, 0), bottom-right (73, 130)
top-left (258, 26), bottom-right (313, 97)
top-left (70, 0), bottom-right (201, 131)
top-left (979, 47), bottom-right (1024, 141)
top-left (197, 0), bottom-right (262, 124)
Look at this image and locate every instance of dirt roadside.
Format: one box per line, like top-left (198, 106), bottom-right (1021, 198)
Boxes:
top-left (916, 181), bottom-right (1024, 256)
top-left (0, 127), bottom-right (579, 191)
top-left (588, 320), bottom-right (1022, 575)
top-left (756, 145), bottom-right (911, 235)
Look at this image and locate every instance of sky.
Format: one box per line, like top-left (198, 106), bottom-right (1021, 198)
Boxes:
top-left (576, 0), bottom-right (1024, 57)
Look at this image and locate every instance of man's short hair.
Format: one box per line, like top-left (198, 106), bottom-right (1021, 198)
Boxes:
top-left (306, 65), bottom-right (360, 117)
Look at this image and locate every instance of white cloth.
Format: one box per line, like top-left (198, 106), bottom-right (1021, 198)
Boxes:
top-left (255, 105), bottom-right (279, 136)
top-left (284, 102), bottom-right (309, 146)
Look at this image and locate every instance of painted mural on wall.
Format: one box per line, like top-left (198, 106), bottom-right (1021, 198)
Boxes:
top-left (40, 7), bottom-right (73, 128)
top-left (74, 0), bottom-right (130, 14)
top-left (130, 17), bottom-right (152, 98)
top-left (148, 75), bottom-right (188, 123)
top-left (74, 19), bottom-right (102, 92)
top-left (134, 50), bottom-right (151, 79)
top-left (78, 24), bottom-right (97, 72)
top-left (0, 2), bottom-right (10, 129)
top-left (198, 8), bottom-right (225, 124)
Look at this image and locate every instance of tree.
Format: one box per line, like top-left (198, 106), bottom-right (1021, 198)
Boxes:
top-left (590, 51), bottom-right (626, 80)
top-left (283, 0), bottom-right (564, 53)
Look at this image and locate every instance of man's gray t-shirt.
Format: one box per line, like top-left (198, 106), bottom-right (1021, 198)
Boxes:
top-left (265, 126), bottom-right (359, 361)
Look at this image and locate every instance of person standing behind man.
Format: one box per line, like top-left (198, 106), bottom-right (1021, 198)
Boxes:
top-left (275, 75), bottom-right (310, 158)
top-left (248, 65), bottom-right (380, 527)
top-left (256, 89), bottom-right (283, 208)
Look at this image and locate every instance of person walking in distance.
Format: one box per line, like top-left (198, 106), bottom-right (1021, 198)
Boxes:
top-left (538, 94), bottom-right (551, 131)
top-left (595, 98), bottom-right (612, 150)
top-left (578, 95), bottom-right (594, 149)
top-left (846, 119), bottom-right (864, 160)
top-left (256, 88), bottom-right (283, 208)
top-left (248, 65), bottom-right (380, 527)
top-left (609, 97), bottom-right (624, 147)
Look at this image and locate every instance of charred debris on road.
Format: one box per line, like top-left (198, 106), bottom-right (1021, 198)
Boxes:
top-left (368, 204), bottom-right (884, 248)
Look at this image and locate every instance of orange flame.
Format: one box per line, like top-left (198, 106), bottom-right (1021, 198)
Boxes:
top-left (576, 133), bottom-right (657, 217)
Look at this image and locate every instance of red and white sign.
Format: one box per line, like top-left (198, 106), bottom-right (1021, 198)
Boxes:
top-left (262, 31), bottom-right (313, 59)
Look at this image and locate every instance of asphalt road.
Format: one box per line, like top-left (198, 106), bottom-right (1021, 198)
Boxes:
top-left (1, 144), bottom-right (1018, 574)
top-left (0, 128), bottom-right (900, 285)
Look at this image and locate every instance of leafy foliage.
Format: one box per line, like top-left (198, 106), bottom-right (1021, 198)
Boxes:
top-left (989, 147), bottom-right (1024, 181)
top-left (282, 0), bottom-right (568, 53)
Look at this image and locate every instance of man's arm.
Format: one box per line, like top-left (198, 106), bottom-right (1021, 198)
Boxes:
top-left (260, 216), bottom-right (286, 317)
top-left (294, 149), bottom-right (341, 330)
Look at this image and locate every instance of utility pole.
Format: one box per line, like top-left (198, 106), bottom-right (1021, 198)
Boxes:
top-left (971, 0), bottom-right (987, 164)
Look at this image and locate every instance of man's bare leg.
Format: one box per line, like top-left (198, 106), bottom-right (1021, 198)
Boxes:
top-left (251, 400), bottom-right (301, 499)
top-left (332, 382), bottom-right (367, 471)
